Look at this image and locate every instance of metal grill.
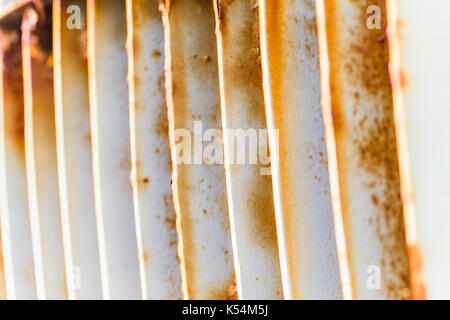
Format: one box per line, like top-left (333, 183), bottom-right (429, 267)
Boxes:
top-left (0, 0), bottom-right (447, 300)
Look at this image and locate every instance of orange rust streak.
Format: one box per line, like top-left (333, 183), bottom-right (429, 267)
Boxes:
top-left (218, 0), bottom-right (279, 253)
top-left (407, 244), bottom-right (426, 300)
top-left (1, 30), bottom-right (25, 155)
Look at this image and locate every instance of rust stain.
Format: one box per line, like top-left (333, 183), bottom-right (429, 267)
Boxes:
top-left (205, 277), bottom-right (238, 300)
top-left (263, 0), bottom-right (330, 296)
top-left (152, 49), bottom-right (161, 58)
top-left (219, 2), bottom-right (262, 104)
top-left (142, 251), bottom-right (150, 263)
top-left (408, 244), bottom-right (426, 300)
top-left (0, 29), bottom-right (25, 154)
top-left (323, 0), bottom-right (410, 299)
top-left (217, 0), bottom-right (278, 250)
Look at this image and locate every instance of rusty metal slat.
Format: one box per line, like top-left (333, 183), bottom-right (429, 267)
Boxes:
top-left (53, 0), bottom-right (101, 299)
top-left (387, 0), bottom-right (450, 300)
top-left (259, 0), bottom-right (342, 300)
top-left (316, 0), bottom-right (410, 299)
top-left (161, 0), bottom-right (235, 300)
top-left (0, 27), bottom-right (36, 299)
top-left (87, 0), bottom-right (140, 299)
top-left (21, 6), bottom-right (67, 299)
top-left (125, 0), bottom-right (181, 300)
top-left (213, 0), bottom-right (282, 300)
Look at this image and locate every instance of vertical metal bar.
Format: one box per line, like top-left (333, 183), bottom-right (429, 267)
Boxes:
top-left (0, 27), bottom-right (36, 299)
top-left (259, 0), bottom-right (342, 300)
top-left (21, 5), bottom-right (67, 299)
top-left (125, 0), bottom-right (181, 300)
top-left (87, 0), bottom-right (140, 299)
top-left (53, 0), bottom-right (101, 299)
top-left (316, 0), bottom-right (410, 299)
top-left (387, 0), bottom-right (450, 300)
top-left (213, 0), bottom-right (282, 300)
top-left (161, 0), bottom-right (236, 300)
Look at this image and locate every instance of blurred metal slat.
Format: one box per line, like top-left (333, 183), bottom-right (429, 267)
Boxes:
top-left (0, 27), bottom-right (36, 299)
top-left (259, 0), bottom-right (342, 300)
top-left (87, 0), bottom-right (140, 299)
top-left (21, 5), bottom-right (67, 299)
top-left (213, 0), bottom-right (282, 300)
top-left (53, 0), bottom-right (101, 299)
top-left (161, 0), bottom-right (236, 300)
top-left (125, 0), bottom-right (181, 300)
top-left (387, 0), bottom-right (450, 300)
top-left (316, 0), bottom-right (410, 299)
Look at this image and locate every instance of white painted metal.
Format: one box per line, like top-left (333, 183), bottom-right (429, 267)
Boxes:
top-left (126, 0), bottom-right (181, 300)
top-left (213, 0), bottom-right (283, 300)
top-left (53, 0), bottom-right (102, 299)
top-left (0, 28), bottom-right (36, 299)
top-left (87, 0), bottom-right (141, 299)
top-left (161, 0), bottom-right (236, 300)
top-left (21, 6), bottom-right (67, 299)
top-left (387, 0), bottom-right (450, 300)
top-left (259, 0), bottom-right (342, 300)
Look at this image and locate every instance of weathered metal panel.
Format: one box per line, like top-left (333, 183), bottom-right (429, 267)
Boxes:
top-left (21, 5), bottom-right (67, 299)
top-left (0, 27), bottom-right (36, 299)
top-left (53, 0), bottom-right (101, 299)
top-left (259, 0), bottom-right (342, 300)
top-left (87, 0), bottom-right (141, 299)
top-left (161, 0), bottom-right (236, 300)
top-left (387, 0), bottom-right (450, 300)
top-left (213, 0), bottom-right (282, 300)
top-left (126, 0), bottom-right (181, 300)
top-left (316, 0), bottom-right (410, 299)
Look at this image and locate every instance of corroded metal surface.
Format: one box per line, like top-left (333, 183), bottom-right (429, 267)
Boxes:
top-left (21, 5), bottom-right (67, 299)
top-left (126, 0), bottom-right (181, 300)
top-left (161, 0), bottom-right (236, 300)
top-left (259, 0), bottom-right (341, 300)
top-left (0, 27), bottom-right (36, 299)
top-left (213, 0), bottom-right (282, 300)
top-left (316, 0), bottom-right (410, 299)
top-left (87, 0), bottom-right (140, 299)
top-left (0, 0), bottom-right (447, 302)
top-left (387, 0), bottom-right (450, 300)
top-left (53, 0), bottom-right (101, 299)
